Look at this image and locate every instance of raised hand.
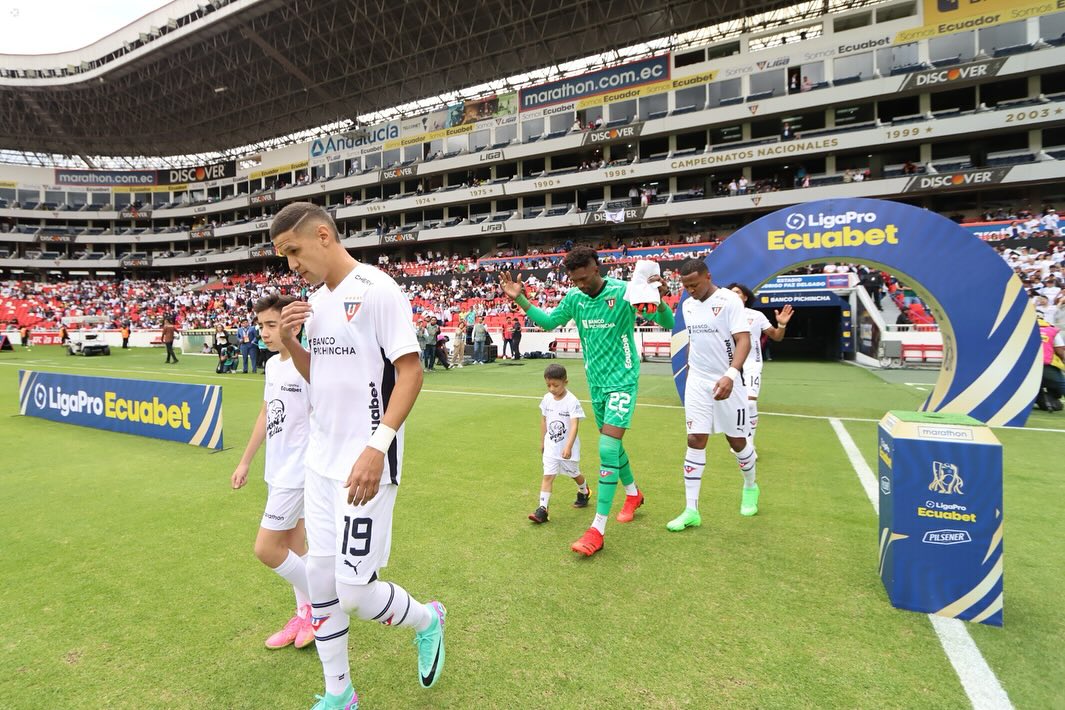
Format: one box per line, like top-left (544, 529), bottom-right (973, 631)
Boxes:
top-left (500, 271), bottom-right (525, 300)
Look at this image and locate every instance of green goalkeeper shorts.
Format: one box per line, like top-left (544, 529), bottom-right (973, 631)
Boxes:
top-left (590, 384), bottom-right (639, 430)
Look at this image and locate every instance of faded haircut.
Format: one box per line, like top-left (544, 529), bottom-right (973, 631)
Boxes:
top-left (269, 202), bottom-right (338, 242)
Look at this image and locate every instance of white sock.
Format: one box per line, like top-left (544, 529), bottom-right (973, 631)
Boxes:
top-left (683, 447), bottom-right (706, 510)
top-left (623, 483), bottom-right (639, 496)
top-left (735, 443), bottom-right (757, 488)
top-left (577, 481), bottom-right (589, 494)
top-left (338, 579), bottom-right (433, 631)
top-left (592, 513), bottom-right (608, 534)
top-left (272, 550), bottom-right (310, 611)
top-left (306, 555), bottom-right (351, 696)
top-left (748, 400), bottom-right (759, 444)
top-left (539, 491), bottom-right (551, 508)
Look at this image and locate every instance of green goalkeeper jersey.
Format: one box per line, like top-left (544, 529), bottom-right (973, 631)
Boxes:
top-left (522, 277), bottom-right (675, 389)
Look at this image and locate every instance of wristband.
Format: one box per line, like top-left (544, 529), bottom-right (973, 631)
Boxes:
top-left (367, 424), bottom-right (397, 454)
top-left (515, 293), bottom-right (531, 310)
top-left (724, 367), bottom-right (740, 381)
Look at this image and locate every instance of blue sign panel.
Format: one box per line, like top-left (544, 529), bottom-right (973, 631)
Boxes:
top-left (878, 412), bottom-right (1003, 626)
top-left (672, 198), bottom-right (1042, 426)
top-left (18, 370), bottom-right (223, 449)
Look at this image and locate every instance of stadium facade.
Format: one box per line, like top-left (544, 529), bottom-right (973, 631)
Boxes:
top-left (1, 0), bottom-right (1064, 275)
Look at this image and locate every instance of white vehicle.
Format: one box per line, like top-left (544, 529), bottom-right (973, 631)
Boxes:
top-left (63, 316), bottom-right (111, 357)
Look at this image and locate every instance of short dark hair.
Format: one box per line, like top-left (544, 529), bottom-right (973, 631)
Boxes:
top-left (563, 246), bottom-right (599, 271)
top-left (270, 202), bottom-right (338, 242)
top-left (679, 258), bottom-right (708, 276)
top-left (253, 292), bottom-right (298, 314)
top-left (726, 283), bottom-right (755, 304)
top-left (544, 363), bottom-right (567, 380)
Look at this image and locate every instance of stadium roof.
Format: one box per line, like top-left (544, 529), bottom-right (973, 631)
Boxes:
top-left (0, 0), bottom-right (850, 162)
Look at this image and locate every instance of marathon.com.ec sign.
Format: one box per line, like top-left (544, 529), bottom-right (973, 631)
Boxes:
top-left (18, 370), bottom-right (223, 450)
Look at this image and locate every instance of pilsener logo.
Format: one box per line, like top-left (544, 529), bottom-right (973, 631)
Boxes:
top-left (922, 529), bottom-right (972, 546)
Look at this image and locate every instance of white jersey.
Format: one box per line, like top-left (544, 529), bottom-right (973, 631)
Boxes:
top-left (682, 287), bottom-right (747, 379)
top-left (305, 264), bottom-right (420, 484)
top-left (263, 355), bottom-right (309, 489)
top-left (540, 391), bottom-right (585, 461)
top-left (742, 308), bottom-right (772, 371)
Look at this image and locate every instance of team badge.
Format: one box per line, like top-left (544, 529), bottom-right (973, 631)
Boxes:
top-left (606, 298), bottom-right (616, 309)
top-left (599, 469), bottom-right (612, 478)
top-left (343, 300), bottom-right (362, 322)
top-left (684, 465), bottom-right (696, 473)
top-left (711, 306), bottom-right (722, 316)
top-left (310, 614), bottom-right (330, 631)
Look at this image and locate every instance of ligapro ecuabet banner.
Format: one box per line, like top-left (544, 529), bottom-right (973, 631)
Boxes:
top-left (18, 370), bottom-right (223, 450)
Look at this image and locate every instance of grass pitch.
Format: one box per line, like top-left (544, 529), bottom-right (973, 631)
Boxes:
top-left (0, 346), bottom-right (1061, 709)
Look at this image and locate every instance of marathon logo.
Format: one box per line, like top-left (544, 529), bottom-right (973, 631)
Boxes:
top-left (898, 58), bottom-right (1007, 91)
top-left (481, 222), bottom-right (505, 233)
top-left (479, 150), bottom-right (503, 162)
top-left (379, 166), bottom-right (418, 181)
top-left (381, 232), bottom-right (419, 244)
top-left (903, 167), bottom-right (1011, 193)
top-left (583, 123), bottom-right (643, 146)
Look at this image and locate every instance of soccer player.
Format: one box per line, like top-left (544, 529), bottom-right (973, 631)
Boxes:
top-left (271, 202), bottom-right (445, 710)
top-left (529, 363), bottom-right (591, 524)
top-left (666, 259), bottom-right (758, 533)
top-left (230, 293), bottom-right (314, 651)
top-left (501, 246), bottom-right (674, 557)
top-left (726, 284), bottom-right (792, 445)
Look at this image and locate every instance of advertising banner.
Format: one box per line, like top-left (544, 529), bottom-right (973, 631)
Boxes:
top-left (158, 161), bottom-right (236, 186)
top-left (757, 273), bottom-right (854, 292)
top-left (672, 198), bottom-right (1042, 426)
top-left (896, 0), bottom-right (1056, 43)
top-left (519, 55), bottom-right (670, 112)
top-left (249, 244), bottom-right (276, 259)
top-left (855, 291), bottom-right (881, 359)
top-left (55, 169), bottom-right (157, 187)
top-left (18, 370), bottom-right (224, 449)
top-left (878, 411), bottom-right (1003, 625)
top-left (309, 122), bottom-right (399, 160)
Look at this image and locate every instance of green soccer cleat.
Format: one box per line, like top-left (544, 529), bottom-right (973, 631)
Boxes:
top-left (310, 684), bottom-right (357, 710)
top-left (740, 485), bottom-right (760, 517)
top-left (666, 508), bottom-right (701, 531)
top-left (415, 601), bottom-right (446, 688)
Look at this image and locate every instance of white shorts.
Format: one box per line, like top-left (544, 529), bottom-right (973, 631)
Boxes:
top-left (304, 470), bottom-right (396, 585)
top-left (543, 456), bottom-right (581, 477)
top-left (745, 369), bottom-right (763, 398)
top-left (685, 372), bottom-right (750, 437)
top-left (260, 485), bottom-right (305, 531)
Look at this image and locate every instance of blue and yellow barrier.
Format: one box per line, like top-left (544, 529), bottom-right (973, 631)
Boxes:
top-left (18, 370), bottom-right (223, 450)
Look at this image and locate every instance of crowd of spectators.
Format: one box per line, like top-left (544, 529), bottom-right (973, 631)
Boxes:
top-left (4, 229), bottom-right (1062, 340)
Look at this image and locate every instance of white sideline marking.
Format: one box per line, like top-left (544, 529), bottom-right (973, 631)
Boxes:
top-left (828, 417), bottom-right (1013, 710)
top-left (2, 361), bottom-right (1063, 434)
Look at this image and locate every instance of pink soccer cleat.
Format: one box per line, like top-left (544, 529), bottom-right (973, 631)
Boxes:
top-left (265, 613), bottom-right (302, 650)
top-left (295, 605), bottom-right (316, 649)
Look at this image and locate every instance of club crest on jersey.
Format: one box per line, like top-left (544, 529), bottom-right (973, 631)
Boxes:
top-left (711, 306), bottom-right (722, 316)
top-left (606, 298), bottom-right (616, 309)
top-left (343, 300), bottom-right (362, 322)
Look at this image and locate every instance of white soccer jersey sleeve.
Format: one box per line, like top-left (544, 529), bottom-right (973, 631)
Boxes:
top-left (744, 308), bottom-right (772, 369)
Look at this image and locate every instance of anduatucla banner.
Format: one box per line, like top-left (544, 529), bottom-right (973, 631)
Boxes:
top-left (18, 370), bottom-right (223, 450)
